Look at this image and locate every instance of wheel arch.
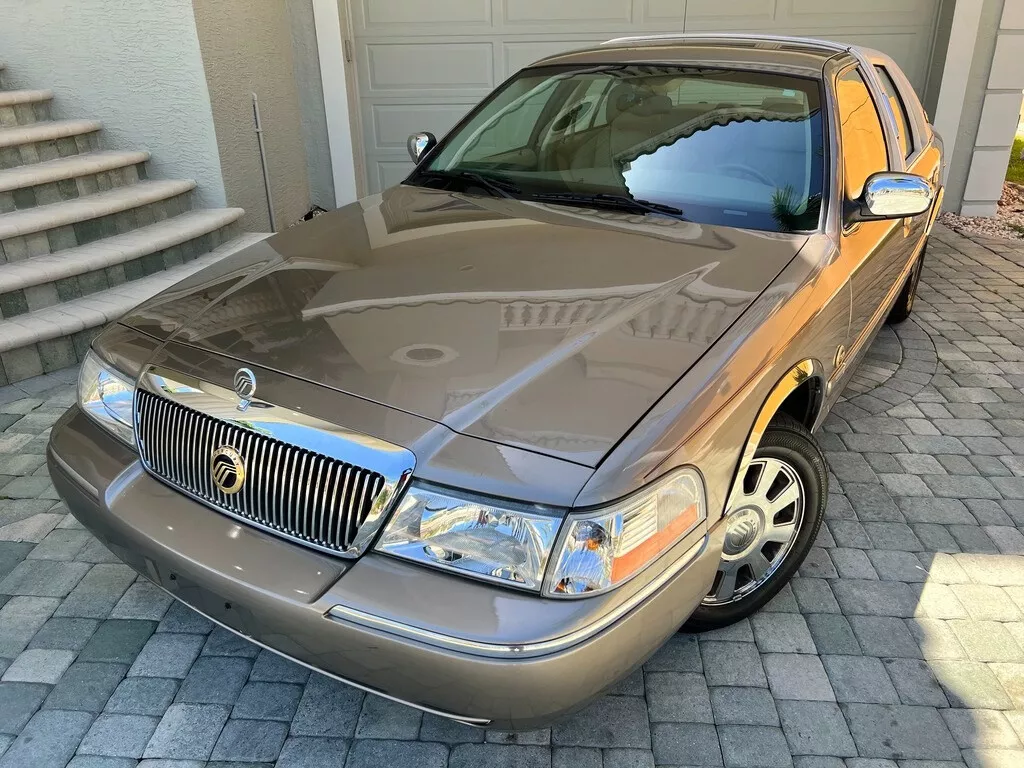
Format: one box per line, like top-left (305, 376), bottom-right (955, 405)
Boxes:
top-left (724, 359), bottom-right (825, 512)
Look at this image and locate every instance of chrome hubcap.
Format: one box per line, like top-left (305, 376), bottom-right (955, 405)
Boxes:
top-left (722, 507), bottom-right (763, 556)
top-left (704, 457), bottom-right (805, 605)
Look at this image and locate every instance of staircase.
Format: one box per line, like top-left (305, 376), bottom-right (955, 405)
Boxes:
top-left (0, 61), bottom-right (264, 385)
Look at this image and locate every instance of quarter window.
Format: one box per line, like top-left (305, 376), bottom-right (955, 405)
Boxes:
top-left (874, 66), bottom-right (914, 160)
top-left (836, 68), bottom-right (889, 201)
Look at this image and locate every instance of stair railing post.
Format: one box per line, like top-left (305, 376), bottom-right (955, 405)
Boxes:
top-left (252, 92), bottom-right (277, 232)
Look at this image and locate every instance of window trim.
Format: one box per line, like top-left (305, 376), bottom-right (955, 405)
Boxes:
top-left (873, 64), bottom-right (915, 163)
top-left (834, 63), bottom-right (892, 209)
top-left (868, 56), bottom-right (930, 170)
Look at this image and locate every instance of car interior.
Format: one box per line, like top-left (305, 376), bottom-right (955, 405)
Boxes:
top-left (426, 66), bottom-right (825, 232)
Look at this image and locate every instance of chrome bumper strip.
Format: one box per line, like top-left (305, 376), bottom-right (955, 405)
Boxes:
top-left (327, 536), bottom-right (708, 659)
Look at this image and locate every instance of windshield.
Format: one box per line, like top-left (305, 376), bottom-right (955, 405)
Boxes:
top-left (411, 64), bottom-right (826, 233)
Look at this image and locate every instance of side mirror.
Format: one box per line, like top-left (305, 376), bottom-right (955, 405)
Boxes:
top-left (407, 132), bottom-right (437, 163)
top-left (847, 172), bottom-right (933, 223)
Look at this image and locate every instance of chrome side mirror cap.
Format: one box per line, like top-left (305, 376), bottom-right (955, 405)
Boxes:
top-left (848, 172), bottom-right (933, 222)
top-left (407, 132), bottom-right (437, 163)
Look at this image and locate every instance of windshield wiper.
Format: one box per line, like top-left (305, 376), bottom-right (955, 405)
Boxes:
top-left (531, 192), bottom-right (686, 220)
top-left (419, 170), bottom-right (521, 199)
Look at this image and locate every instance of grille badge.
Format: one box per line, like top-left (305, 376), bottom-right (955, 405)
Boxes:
top-left (233, 368), bottom-right (256, 412)
top-left (211, 446), bottom-right (245, 494)
top-left (134, 367), bottom-right (415, 558)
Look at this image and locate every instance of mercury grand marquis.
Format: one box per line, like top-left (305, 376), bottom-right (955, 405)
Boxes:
top-left (48, 34), bottom-right (943, 729)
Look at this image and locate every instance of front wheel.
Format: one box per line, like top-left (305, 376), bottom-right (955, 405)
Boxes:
top-left (684, 414), bottom-right (827, 632)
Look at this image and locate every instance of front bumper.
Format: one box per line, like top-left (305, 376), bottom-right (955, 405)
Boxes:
top-left (48, 405), bottom-right (722, 729)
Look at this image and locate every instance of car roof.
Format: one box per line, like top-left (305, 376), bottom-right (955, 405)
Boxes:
top-left (533, 34), bottom-right (870, 78)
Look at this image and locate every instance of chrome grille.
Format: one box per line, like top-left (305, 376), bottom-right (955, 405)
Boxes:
top-left (134, 388), bottom-right (387, 555)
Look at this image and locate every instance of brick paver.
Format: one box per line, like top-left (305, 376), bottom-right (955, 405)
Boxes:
top-left (2, 224), bottom-right (1024, 766)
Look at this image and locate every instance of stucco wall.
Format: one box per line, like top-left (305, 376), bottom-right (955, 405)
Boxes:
top-left (287, 0), bottom-right (335, 210)
top-left (0, 0), bottom-right (226, 208)
top-left (192, 0), bottom-right (312, 232)
top-left (944, 0), bottom-right (1007, 212)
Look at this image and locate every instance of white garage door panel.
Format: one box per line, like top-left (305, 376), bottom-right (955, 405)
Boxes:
top-left (790, 0), bottom-right (935, 23)
top-left (686, 0), bottom-right (777, 24)
top-left (642, 0), bottom-right (687, 23)
top-left (504, 0), bottom-right (633, 25)
top-left (503, 40), bottom-right (606, 75)
top-left (369, 103), bottom-right (475, 150)
top-left (365, 43), bottom-right (494, 92)
top-left (363, 0), bottom-right (490, 26)
top-left (347, 0), bottom-right (942, 193)
top-left (355, 0), bottom-right (492, 32)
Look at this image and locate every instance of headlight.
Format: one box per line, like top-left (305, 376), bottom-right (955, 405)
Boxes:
top-left (545, 468), bottom-right (706, 596)
top-left (376, 469), bottom-right (706, 595)
top-left (375, 484), bottom-right (560, 590)
top-left (78, 350), bottom-right (136, 446)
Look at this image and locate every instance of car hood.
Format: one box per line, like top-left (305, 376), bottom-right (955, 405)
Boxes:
top-left (124, 185), bottom-right (807, 467)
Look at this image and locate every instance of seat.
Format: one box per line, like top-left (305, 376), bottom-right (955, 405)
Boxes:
top-left (557, 85), bottom-right (675, 190)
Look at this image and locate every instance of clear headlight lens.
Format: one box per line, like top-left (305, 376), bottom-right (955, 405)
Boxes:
top-left (375, 484), bottom-right (560, 590)
top-left (78, 350), bottom-right (136, 446)
top-left (545, 468), bottom-right (706, 596)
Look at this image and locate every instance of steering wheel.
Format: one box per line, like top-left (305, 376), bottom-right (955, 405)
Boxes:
top-left (718, 164), bottom-right (776, 187)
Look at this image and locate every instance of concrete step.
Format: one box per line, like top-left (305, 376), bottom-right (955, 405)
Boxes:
top-left (0, 207), bottom-right (245, 318)
top-left (0, 150), bottom-right (150, 194)
top-left (0, 232), bottom-right (270, 384)
top-left (0, 150), bottom-right (150, 212)
top-left (0, 89), bottom-right (53, 127)
top-left (0, 119), bottom-right (102, 169)
top-left (0, 179), bottom-right (197, 261)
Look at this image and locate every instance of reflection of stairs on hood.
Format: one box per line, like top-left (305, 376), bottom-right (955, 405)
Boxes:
top-left (0, 61), bottom-right (266, 385)
top-left (503, 292), bottom-right (747, 345)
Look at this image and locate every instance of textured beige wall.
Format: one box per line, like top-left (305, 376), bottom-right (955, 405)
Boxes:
top-left (0, 0), bottom-right (226, 208)
top-left (192, 0), bottom-right (311, 231)
top-left (287, 0), bottom-right (335, 210)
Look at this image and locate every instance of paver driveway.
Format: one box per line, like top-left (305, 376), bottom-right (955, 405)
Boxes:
top-left (3, 223), bottom-right (1024, 768)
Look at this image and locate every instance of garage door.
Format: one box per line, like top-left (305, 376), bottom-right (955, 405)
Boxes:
top-left (347, 0), bottom-right (943, 193)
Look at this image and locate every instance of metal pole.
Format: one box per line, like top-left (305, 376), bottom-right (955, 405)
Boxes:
top-left (252, 92), bottom-right (277, 232)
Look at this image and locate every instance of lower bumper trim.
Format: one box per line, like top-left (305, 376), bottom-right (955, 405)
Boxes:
top-left (148, 578), bottom-right (491, 726)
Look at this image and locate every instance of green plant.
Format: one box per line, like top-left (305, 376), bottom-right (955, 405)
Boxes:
top-left (770, 185), bottom-right (821, 233)
top-left (1007, 136), bottom-right (1024, 185)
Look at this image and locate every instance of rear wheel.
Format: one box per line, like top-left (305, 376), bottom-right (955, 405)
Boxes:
top-left (684, 414), bottom-right (827, 632)
top-left (887, 241), bottom-right (926, 324)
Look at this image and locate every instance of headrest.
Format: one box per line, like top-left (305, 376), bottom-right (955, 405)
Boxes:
top-left (608, 85), bottom-right (672, 120)
top-left (630, 94), bottom-right (672, 117)
top-left (761, 98), bottom-right (805, 114)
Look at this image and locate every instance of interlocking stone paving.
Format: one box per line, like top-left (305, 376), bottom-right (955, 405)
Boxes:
top-left (2, 223), bottom-right (1024, 767)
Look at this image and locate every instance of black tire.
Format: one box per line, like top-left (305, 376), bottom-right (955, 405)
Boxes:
top-left (683, 414), bottom-right (827, 632)
top-left (887, 241), bottom-right (926, 324)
